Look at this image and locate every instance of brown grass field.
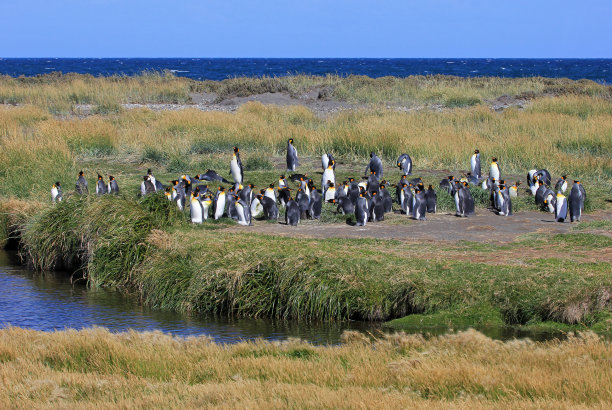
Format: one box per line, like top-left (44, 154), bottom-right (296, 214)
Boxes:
top-left (0, 327), bottom-right (610, 408)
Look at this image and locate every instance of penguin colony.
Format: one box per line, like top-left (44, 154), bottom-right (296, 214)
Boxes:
top-left (52, 141), bottom-right (587, 225)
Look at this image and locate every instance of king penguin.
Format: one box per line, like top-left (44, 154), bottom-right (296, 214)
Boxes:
top-left (230, 147), bottom-right (244, 184)
top-left (396, 153), bottom-right (413, 175)
top-left (257, 194), bottom-right (279, 220)
top-left (76, 171), bottom-right (88, 195)
top-left (51, 182), bottom-right (62, 203)
top-left (190, 192), bottom-right (204, 224)
top-left (96, 174), bottom-right (107, 195)
top-left (489, 157), bottom-right (500, 181)
top-left (213, 187), bottom-right (226, 220)
top-left (365, 152), bottom-right (383, 179)
top-left (471, 149), bottom-right (481, 180)
top-left (321, 161), bottom-right (336, 190)
top-left (568, 181), bottom-right (585, 222)
top-left (308, 186), bottom-right (322, 220)
top-left (235, 198), bottom-right (252, 226)
top-left (425, 185), bottom-right (437, 213)
top-left (555, 192), bottom-right (568, 222)
top-left (509, 181), bottom-right (520, 198)
top-left (201, 194), bottom-right (212, 221)
top-left (496, 184), bottom-right (512, 216)
top-left (108, 175), bottom-right (119, 194)
top-left (412, 187), bottom-right (427, 221)
top-left (286, 138), bottom-right (299, 172)
top-left (355, 194), bottom-right (368, 226)
top-left (285, 197), bottom-right (300, 226)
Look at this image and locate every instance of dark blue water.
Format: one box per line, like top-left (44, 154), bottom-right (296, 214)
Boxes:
top-left (0, 252), bottom-right (376, 344)
top-left (1, 58), bottom-right (611, 83)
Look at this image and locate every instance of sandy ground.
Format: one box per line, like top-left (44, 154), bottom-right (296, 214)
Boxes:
top-left (226, 209), bottom-right (612, 243)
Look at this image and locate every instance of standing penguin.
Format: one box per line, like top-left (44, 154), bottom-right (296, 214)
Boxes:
top-left (285, 198), bottom-right (300, 226)
top-left (396, 154), bottom-right (413, 175)
top-left (496, 184), bottom-right (512, 216)
top-left (258, 194), bottom-right (279, 220)
top-left (213, 187), bottom-right (226, 220)
top-left (555, 192), bottom-right (568, 222)
top-left (108, 176), bottom-right (119, 194)
top-left (141, 175), bottom-right (155, 196)
top-left (489, 157), bottom-right (500, 181)
top-left (286, 138), bottom-right (299, 172)
top-left (568, 181), bottom-right (585, 222)
top-left (265, 184), bottom-right (277, 203)
top-left (425, 185), bottom-right (437, 213)
top-left (366, 171), bottom-right (380, 196)
top-left (250, 191), bottom-right (264, 218)
top-left (321, 161), bottom-right (336, 190)
top-left (456, 182), bottom-right (475, 217)
top-left (147, 169), bottom-right (163, 191)
top-left (96, 174), bottom-right (107, 195)
top-left (355, 194), bottom-right (368, 226)
top-left (308, 186), bottom-right (322, 220)
top-left (235, 199), bottom-right (252, 226)
top-left (230, 147), bottom-right (244, 184)
top-left (555, 175), bottom-right (568, 194)
top-left (534, 180), bottom-right (547, 206)
top-left (296, 188), bottom-right (310, 219)
top-left (471, 149), bottom-right (481, 179)
top-left (543, 192), bottom-right (556, 214)
top-left (76, 171), bottom-right (88, 195)
top-left (401, 183), bottom-right (414, 215)
top-left (527, 169), bottom-right (538, 194)
top-left (278, 187), bottom-right (292, 208)
top-left (190, 192), bottom-right (204, 224)
top-left (365, 152), bottom-right (383, 179)
top-left (369, 191), bottom-right (385, 222)
top-left (379, 184), bottom-right (393, 213)
top-left (51, 182), bottom-right (62, 203)
top-left (412, 188), bottom-right (427, 221)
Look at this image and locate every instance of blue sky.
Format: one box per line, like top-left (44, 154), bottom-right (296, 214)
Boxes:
top-left (1, 0), bottom-right (610, 57)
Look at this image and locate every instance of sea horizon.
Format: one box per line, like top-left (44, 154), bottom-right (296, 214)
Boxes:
top-left (1, 57), bottom-right (610, 83)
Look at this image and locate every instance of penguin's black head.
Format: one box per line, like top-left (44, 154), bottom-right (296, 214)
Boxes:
top-left (143, 176), bottom-right (148, 181)
top-left (562, 175), bottom-right (567, 179)
top-left (147, 169), bottom-right (152, 175)
top-left (280, 175), bottom-right (285, 179)
top-left (492, 157), bottom-right (498, 162)
top-left (249, 184), bottom-right (255, 188)
top-left (402, 183), bottom-right (407, 188)
top-left (372, 191), bottom-right (377, 196)
top-left (233, 147), bottom-right (239, 153)
top-left (475, 149), bottom-right (479, 154)
top-left (288, 138), bottom-right (293, 144)
top-left (219, 187), bottom-right (225, 192)
top-left (98, 174), bottom-right (103, 180)
top-left (109, 175), bottom-right (114, 180)
top-left (370, 152), bottom-right (374, 158)
top-left (538, 180), bottom-right (544, 186)
top-left (428, 185), bottom-right (433, 189)
top-left (79, 171), bottom-right (84, 176)
top-left (55, 181), bottom-right (61, 186)
top-left (165, 187), bottom-right (171, 193)
top-left (171, 180), bottom-right (178, 185)
top-left (499, 180), bottom-right (505, 185)
top-left (516, 181), bottom-right (521, 186)
top-left (349, 178), bottom-right (354, 182)
top-left (574, 180), bottom-right (580, 184)
top-left (449, 176), bottom-right (454, 180)
top-left (380, 184), bottom-right (385, 189)
top-left (397, 162), bottom-right (402, 167)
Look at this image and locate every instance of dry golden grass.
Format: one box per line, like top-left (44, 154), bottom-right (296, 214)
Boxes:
top-left (1, 93), bottom-right (611, 199)
top-left (0, 327), bottom-right (610, 408)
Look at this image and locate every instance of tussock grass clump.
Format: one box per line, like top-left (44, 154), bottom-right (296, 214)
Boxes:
top-left (0, 327), bottom-right (610, 407)
top-left (132, 229), bottom-right (612, 325)
top-left (19, 195), bottom-right (161, 286)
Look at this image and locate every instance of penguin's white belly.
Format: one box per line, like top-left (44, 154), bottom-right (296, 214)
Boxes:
top-left (530, 185), bottom-right (538, 196)
top-left (324, 189), bottom-right (335, 202)
top-left (215, 195), bottom-right (226, 219)
top-left (201, 203), bottom-right (211, 220)
top-left (251, 198), bottom-right (263, 217)
top-left (265, 190), bottom-right (276, 202)
top-left (190, 200), bottom-right (203, 224)
top-left (230, 160), bottom-right (241, 183)
top-left (471, 155), bottom-right (476, 173)
top-left (321, 154), bottom-right (329, 170)
top-left (490, 165), bottom-right (500, 180)
top-left (509, 187), bottom-right (517, 197)
top-left (322, 169), bottom-right (335, 186)
top-left (236, 204), bottom-right (248, 226)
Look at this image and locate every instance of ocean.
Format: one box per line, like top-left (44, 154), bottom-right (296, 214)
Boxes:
top-left (0, 58), bottom-right (610, 83)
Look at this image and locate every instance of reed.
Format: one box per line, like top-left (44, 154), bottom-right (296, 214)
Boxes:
top-left (0, 327), bottom-right (610, 407)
